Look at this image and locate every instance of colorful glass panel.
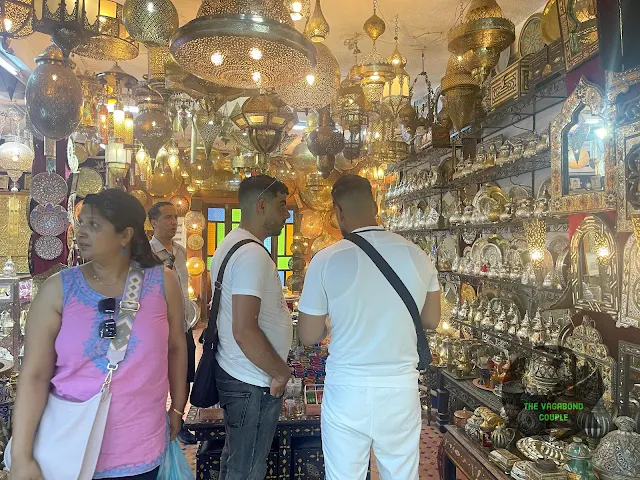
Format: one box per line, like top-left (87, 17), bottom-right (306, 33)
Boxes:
top-left (208, 208), bottom-right (225, 222)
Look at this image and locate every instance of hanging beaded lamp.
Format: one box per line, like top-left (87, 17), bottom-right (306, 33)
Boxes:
top-left (170, 0), bottom-right (316, 90)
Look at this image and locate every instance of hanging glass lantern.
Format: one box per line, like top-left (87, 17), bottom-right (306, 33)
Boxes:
top-left (0, 134), bottom-right (33, 191)
top-left (0, 0), bottom-right (34, 46)
top-left (32, 0), bottom-right (103, 57)
top-left (241, 92), bottom-right (296, 158)
top-left (337, 81), bottom-right (368, 161)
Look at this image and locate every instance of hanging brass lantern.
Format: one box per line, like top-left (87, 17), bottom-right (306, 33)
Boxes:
top-left (358, 46), bottom-right (394, 109)
top-left (0, 135), bottom-right (33, 191)
top-left (171, 0), bottom-right (316, 90)
top-left (0, 0), bottom-right (34, 46)
top-left (241, 92), bottom-right (296, 157)
top-left (304, 0), bottom-right (329, 43)
top-left (363, 1), bottom-right (385, 42)
top-left (289, 138), bottom-right (316, 173)
top-left (336, 80), bottom-right (368, 161)
top-left (146, 45), bottom-right (171, 98)
top-left (122, 0), bottom-right (178, 46)
top-left (287, 0), bottom-right (310, 22)
top-left (275, 42), bottom-right (340, 110)
top-left (440, 56), bottom-right (479, 132)
top-left (316, 155), bottom-right (335, 178)
top-left (133, 103), bottom-right (173, 163)
top-left (32, 0), bottom-right (102, 57)
top-left (307, 108), bottom-right (344, 161)
top-left (73, 0), bottom-right (138, 61)
top-left (447, 0), bottom-right (515, 84)
top-left (194, 100), bottom-right (222, 161)
top-left (26, 45), bottom-right (83, 140)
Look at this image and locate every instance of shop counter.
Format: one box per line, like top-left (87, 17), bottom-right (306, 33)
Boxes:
top-left (185, 406), bottom-right (372, 480)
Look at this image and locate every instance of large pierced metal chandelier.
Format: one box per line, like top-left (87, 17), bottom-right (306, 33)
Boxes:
top-left (170, 0), bottom-right (316, 90)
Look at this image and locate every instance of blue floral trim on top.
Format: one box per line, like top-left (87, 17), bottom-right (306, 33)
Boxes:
top-left (60, 265), bottom-right (164, 373)
top-left (93, 417), bottom-right (170, 478)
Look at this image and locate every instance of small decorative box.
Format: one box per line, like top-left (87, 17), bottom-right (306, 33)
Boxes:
top-left (488, 449), bottom-right (520, 473)
top-left (490, 56), bottom-right (531, 109)
top-left (304, 384), bottom-right (323, 416)
top-left (525, 460), bottom-right (567, 480)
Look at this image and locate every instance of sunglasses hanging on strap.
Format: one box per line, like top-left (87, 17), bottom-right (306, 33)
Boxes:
top-left (5, 263), bottom-right (145, 479)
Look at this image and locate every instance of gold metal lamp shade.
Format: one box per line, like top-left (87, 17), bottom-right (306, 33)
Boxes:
top-left (122, 0), bottom-right (178, 46)
top-left (170, 0), bottom-right (316, 90)
top-left (440, 56), bottom-right (479, 132)
top-left (0, 136), bottom-right (33, 191)
top-left (133, 105), bottom-right (173, 162)
top-left (304, 0), bottom-right (329, 43)
top-left (0, 0), bottom-right (34, 43)
top-left (447, 0), bottom-right (515, 84)
top-left (274, 42), bottom-right (340, 110)
top-left (194, 100), bottom-right (223, 161)
top-left (73, 0), bottom-right (139, 61)
top-left (26, 45), bottom-right (83, 140)
top-left (32, 0), bottom-right (102, 57)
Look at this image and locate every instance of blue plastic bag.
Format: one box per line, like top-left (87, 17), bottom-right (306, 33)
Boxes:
top-left (157, 439), bottom-right (194, 480)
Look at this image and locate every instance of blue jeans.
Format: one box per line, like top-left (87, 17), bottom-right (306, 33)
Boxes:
top-left (215, 363), bottom-right (282, 480)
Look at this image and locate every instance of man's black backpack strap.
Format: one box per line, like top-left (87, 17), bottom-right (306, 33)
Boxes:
top-left (190, 238), bottom-right (266, 408)
top-left (343, 232), bottom-right (432, 371)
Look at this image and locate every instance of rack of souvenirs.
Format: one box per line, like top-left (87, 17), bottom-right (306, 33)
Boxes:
top-left (382, 35), bottom-right (640, 480)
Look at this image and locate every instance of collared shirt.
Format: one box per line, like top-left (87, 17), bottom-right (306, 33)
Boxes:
top-left (298, 226), bottom-right (440, 389)
top-left (150, 235), bottom-right (190, 332)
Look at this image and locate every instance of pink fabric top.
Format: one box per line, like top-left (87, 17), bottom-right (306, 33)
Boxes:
top-left (52, 265), bottom-right (169, 478)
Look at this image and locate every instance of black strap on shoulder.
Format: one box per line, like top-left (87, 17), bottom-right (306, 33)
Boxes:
top-left (343, 232), bottom-right (431, 370)
top-left (202, 239), bottom-right (269, 349)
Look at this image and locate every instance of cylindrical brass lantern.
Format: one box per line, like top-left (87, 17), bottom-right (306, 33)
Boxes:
top-left (440, 56), bottom-right (479, 132)
top-left (26, 45), bottom-right (83, 140)
top-left (73, 0), bottom-right (139, 61)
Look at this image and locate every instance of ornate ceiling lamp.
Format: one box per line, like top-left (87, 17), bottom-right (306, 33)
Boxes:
top-left (304, 0), bottom-right (329, 43)
top-left (381, 16), bottom-right (410, 119)
top-left (241, 92), bottom-right (296, 160)
top-left (170, 0), bottom-right (316, 90)
top-left (73, 0), bottom-right (138, 61)
top-left (0, 122), bottom-right (33, 192)
top-left (194, 99), bottom-right (223, 162)
top-left (337, 80), bottom-right (368, 161)
top-left (441, 55), bottom-right (479, 132)
top-left (358, 1), bottom-right (393, 110)
top-left (447, 0), bottom-right (515, 85)
top-left (26, 45), bottom-right (83, 139)
top-left (274, 35), bottom-right (339, 109)
top-left (0, 0), bottom-right (34, 48)
top-left (133, 85), bottom-right (172, 166)
top-left (307, 107), bottom-right (344, 178)
top-left (32, 0), bottom-right (102, 57)
top-left (122, 0), bottom-right (178, 47)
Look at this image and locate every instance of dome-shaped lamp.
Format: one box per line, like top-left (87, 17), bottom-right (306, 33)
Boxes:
top-left (170, 0), bottom-right (316, 89)
top-left (123, 0), bottom-right (178, 46)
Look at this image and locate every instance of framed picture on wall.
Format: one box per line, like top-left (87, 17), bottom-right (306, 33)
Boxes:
top-left (0, 175), bottom-right (9, 191)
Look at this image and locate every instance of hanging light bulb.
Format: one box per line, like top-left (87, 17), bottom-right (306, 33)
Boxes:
top-left (249, 47), bottom-right (263, 60)
top-left (136, 146), bottom-right (148, 166)
top-left (211, 51), bottom-right (224, 66)
top-left (306, 73), bottom-right (316, 86)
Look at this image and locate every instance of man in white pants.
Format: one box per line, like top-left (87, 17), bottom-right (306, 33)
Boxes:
top-left (297, 174), bottom-right (441, 480)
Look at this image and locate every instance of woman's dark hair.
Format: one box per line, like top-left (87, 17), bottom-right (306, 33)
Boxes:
top-left (83, 189), bottom-right (163, 269)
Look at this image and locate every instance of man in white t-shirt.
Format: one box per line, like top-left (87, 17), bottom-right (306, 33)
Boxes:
top-left (297, 174), bottom-right (441, 480)
top-left (209, 175), bottom-right (293, 480)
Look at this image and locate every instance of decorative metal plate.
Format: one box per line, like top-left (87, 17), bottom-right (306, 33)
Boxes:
top-left (471, 238), bottom-right (489, 263)
top-left (75, 168), bottom-right (104, 198)
top-left (187, 234), bottom-right (204, 251)
top-left (505, 184), bottom-right (532, 201)
top-left (547, 237), bottom-right (569, 261)
top-left (518, 14), bottom-right (545, 57)
top-left (30, 172), bottom-right (68, 206)
top-left (460, 283), bottom-right (476, 303)
top-left (169, 195), bottom-right (190, 216)
top-left (30, 204), bottom-right (69, 237)
top-left (34, 235), bottom-right (64, 261)
top-left (130, 189), bottom-right (148, 207)
top-left (555, 249), bottom-right (569, 287)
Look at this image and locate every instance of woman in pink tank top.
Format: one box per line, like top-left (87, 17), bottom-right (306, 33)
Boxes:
top-left (9, 189), bottom-right (188, 480)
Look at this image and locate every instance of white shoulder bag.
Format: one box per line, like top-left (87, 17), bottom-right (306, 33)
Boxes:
top-left (5, 262), bottom-right (145, 480)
